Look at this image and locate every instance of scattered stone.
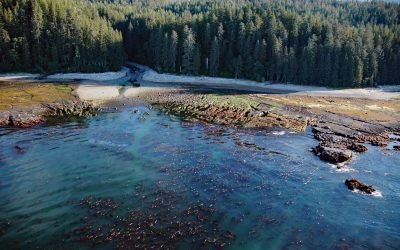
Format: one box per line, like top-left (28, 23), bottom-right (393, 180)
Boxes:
top-left (345, 179), bottom-right (376, 194)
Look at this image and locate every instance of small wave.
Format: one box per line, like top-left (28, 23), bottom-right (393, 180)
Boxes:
top-left (328, 163), bottom-right (356, 172)
top-left (88, 139), bottom-right (128, 148)
top-left (272, 131), bottom-right (286, 136)
top-left (371, 190), bottom-right (383, 197)
top-left (353, 189), bottom-right (383, 198)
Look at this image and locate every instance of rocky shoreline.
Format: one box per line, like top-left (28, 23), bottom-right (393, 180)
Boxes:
top-left (0, 100), bottom-right (97, 128)
top-left (1, 80), bottom-right (398, 195)
top-left (137, 89), bottom-right (399, 195)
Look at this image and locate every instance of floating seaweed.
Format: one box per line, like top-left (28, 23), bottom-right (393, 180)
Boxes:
top-left (72, 184), bottom-right (236, 249)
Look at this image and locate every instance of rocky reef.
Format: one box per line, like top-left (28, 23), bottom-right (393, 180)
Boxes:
top-left (150, 91), bottom-right (398, 167)
top-left (151, 92), bottom-right (313, 132)
top-left (311, 120), bottom-right (393, 166)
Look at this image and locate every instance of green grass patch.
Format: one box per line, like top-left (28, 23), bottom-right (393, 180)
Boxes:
top-left (0, 83), bottom-right (74, 111)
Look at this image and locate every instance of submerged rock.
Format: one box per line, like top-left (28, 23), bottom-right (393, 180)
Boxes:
top-left (393, 145), bottom-right (400, 151)
top-left (345, 179), bottom-right (376, 194)
top-left (348, 143), bottom-right (368, 153)
top-left (14, 145), bottom-right (25, 153)
top-left (314, 146), bottom-right (352, 164)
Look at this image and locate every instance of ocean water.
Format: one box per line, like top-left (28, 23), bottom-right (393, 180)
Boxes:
top-left (0, 106), bottom-right (399, 249)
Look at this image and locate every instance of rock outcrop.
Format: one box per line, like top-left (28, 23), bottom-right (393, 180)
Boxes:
top-left (313, 145), bottom-right (352, 164)
top-left (311, 120), bottom-right (389, 165)
top-left (345, 179), bottom-right (376, 194)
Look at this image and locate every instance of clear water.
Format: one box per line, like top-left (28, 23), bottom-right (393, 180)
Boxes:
top-left (0, 106), bottom-right (399, 249)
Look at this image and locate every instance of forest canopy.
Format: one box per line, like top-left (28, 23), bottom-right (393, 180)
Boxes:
top-left (0, 0), bottom-right (125, 73)
top-left (1, 0), bottom-right (400, 87)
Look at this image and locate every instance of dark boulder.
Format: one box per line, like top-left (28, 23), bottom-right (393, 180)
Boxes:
top-left (319, 146), bottom-right (352, 164)
top-left (345, 179), bottom-right (376, 194)
top-left (348, 143), bottom-right (368, 153)
top-left (394, 145), bottom-right (400, 151)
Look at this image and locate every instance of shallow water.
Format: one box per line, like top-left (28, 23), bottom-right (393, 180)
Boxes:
top-left (0, 106), bottom-right (399, 249)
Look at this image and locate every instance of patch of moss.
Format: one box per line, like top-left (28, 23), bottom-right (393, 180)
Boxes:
top-left (203, 94), bottom-right (260, 110)
top-left (0, 83), bottom-right (74, 111)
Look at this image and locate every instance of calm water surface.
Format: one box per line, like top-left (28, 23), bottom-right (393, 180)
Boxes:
top-left (0, 106), bottom-right (399, 249)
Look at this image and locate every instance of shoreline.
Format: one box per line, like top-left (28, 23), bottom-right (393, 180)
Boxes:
top-left (2, 64), bottom-right (400, 100)
top-left (1, 75), bottom-right (399, 196)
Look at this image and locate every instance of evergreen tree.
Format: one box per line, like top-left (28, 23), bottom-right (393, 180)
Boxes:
top-left (1, 0), bottom-right (400, 86)
top-left (209, 36), bottom-right (219, 76)
top-left (181, 26), bottom-right (196, 74)
top-left (168, 30), bottom-right (178, 72)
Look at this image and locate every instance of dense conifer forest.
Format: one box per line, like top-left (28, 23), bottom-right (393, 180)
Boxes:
top-left (0, 0), bottom-right (125, 73)
top-left (1, 0), bottom-right (400, 87)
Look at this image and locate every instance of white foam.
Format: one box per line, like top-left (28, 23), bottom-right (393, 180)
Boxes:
top-left (88, 139), bottom-right (128, 148)
top-left (371, 190), bottom-right (383, 197)
top-left (271, 131), bottom-right (286, 136)
top-left (353, 189), bottom-right (383, 198)
top-left (328, 163), bottom-right (356, 173)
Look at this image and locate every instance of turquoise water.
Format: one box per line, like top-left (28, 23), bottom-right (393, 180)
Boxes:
top-left (0, 106), bottom-right (399, 249)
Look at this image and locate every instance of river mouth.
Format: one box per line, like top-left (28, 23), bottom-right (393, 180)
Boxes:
top-left (0, 105), bottom-right (399, 249)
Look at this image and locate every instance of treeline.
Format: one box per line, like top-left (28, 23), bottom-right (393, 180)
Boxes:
top-left (1, 0), bottom-right (400, 87)
top-left (97, 0), bottom-right (400, 87)
top-left (0, 0), bottom-right (125, 73)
